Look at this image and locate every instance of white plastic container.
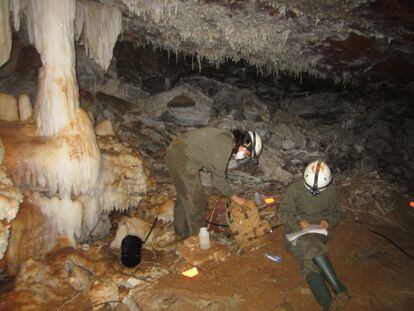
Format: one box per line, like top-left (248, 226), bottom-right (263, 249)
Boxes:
top-left (199, 227), bottom-right (211, 250)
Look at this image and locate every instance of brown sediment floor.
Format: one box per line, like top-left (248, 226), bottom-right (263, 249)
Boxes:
top-left (129, 222), bottom-right (414, 311)
top-left (1, 200), bottom-right (414, 310)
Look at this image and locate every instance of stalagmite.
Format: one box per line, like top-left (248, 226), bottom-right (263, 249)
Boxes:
top-left (18, 94), bottom-right (33, 121)
top-left (0, 0), bottom-right (12, 67)
top-left (0, 93), bottom-right (19, 121)
top-left (32, 192), bottom-right (82, 247)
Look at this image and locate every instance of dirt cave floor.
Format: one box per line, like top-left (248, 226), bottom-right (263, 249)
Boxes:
top-left (126, 223), bottom-right (414, 311)
top-left (1, 205), bottom-right (414, 310)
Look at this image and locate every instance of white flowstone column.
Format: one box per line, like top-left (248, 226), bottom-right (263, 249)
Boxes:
top-left (26, 0), bottom-right (79, 136)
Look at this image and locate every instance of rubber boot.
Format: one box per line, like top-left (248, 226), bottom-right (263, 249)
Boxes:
top-left (305, 271), bottom-right (333, 311)
top-left (313, 256), bottom-right (350, 310)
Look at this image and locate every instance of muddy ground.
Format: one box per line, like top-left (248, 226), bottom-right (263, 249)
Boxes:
top-left (126, 221), bottom-right (414, 311)
top-left (2, 197), bottom-right (414, 311)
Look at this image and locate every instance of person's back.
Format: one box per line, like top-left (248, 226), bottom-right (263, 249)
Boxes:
top-left (178, 127), bottom-right (234, 171)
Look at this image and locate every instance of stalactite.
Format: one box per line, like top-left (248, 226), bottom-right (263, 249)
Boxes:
top-left (119, 0), bottom-right (370, 80)
top-left (0, 0), bottom-right (12, 67)
top-left (75, 0), bottom-right (122, 72)
top-left (9, 0), bottom-right (28, 32)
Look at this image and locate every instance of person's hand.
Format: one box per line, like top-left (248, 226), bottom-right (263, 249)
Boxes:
top-left (230, 194), bottom-right (248, 207)
top-left (299, 219), bottom-right (309, 229)
top-left (320, 220), bottom-right (329, 229)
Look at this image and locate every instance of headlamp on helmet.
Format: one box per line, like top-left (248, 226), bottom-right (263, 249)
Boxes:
top-left (304, 160), bottom-right (332, 195)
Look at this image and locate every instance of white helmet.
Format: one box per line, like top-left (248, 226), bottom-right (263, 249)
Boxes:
top-left (304, 160), bottom-right (332, 195)
top-left (247, 131), bottom-right (263, 158)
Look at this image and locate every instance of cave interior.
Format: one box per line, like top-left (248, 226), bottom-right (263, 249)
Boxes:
top-left (0, 0), bottom-right (413, 310)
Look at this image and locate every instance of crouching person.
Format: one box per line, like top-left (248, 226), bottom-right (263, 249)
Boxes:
top-left (278, 160), bottom-right (350, 310)
top-left (165, 127), bottom-right (263, 241)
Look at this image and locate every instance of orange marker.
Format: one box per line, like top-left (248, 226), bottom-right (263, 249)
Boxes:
top-left (409, 201), bottom-right (414, 208)
top-left (264, 197), bottom-right (276, 204)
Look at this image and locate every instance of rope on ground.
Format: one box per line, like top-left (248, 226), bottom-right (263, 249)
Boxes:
top-left (83, 300), bottom-right (122, 310)
top-left (56, 291), bottom-right (82, 311)
top-left (342, 206), bottom-right (408, 233)
top-left (370, 230), bottom-right (414, 260)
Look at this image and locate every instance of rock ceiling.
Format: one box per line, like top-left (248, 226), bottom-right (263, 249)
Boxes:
top-left (97, 0), bottom-right (414, 85)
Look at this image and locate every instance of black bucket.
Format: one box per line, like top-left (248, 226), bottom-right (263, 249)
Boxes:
top-left (121, 235), bottom-right (142, 268)
top-left (120, 218), bottom-right (158, 268)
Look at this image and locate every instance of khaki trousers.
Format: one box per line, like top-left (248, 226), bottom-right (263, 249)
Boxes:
top-left (165, 139), bottom-right (206, 238)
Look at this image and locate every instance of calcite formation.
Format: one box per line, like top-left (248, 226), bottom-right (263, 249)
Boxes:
top-left (0, 139), bottom-right (23, 260)
top-left (0, 0), bottom-right (147, 255)
top-left (0, 92), bottom-right (19, 122)
top-left (97, 135), bottom-right (148, 213)
top-left (4, 199), bottom-right (56, 275)
top-left (95, 119), bottom-right (116, 136)
top-left (110, 216), bottom-right (175, 250)
top-left (0, 0), bottom-right (11, 67)
top-left (17, 94), bottom-right (33, 121)
top-left (75, 0), bottom-right (122, 71)
top-left (92, 0), bottom-right (414, 84)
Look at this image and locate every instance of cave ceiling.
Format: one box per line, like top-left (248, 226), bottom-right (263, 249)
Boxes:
top-left (95, 0), bottom-right (414, 85)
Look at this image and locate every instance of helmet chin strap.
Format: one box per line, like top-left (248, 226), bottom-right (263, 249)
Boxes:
top-left (247, 131), bottom-right (256, 157)
top-left (311, 161), bottom-right (321, 196)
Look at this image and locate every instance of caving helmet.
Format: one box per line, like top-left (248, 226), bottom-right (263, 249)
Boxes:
top-left (247, 131), bottom-right (263, 158)
top-left (303, 160), bottom-right (332, 196)
top-left (233, 130), bottom-right (263, 160)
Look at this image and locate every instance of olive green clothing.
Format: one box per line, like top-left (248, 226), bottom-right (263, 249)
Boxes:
top-left (165, 128), bottom-right (235, 237)
top-left (278, 181), bottom-right (341, 277)
top-left (289, 234), bottom-right (329, 277)
top-left (279, 181), bottom-right (341, 234)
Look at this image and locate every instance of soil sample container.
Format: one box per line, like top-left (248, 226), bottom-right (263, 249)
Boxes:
top-left (199, 227), bottom-right (211, 250)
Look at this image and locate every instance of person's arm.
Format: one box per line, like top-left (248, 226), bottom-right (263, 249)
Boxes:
top-left (209, 134), bottom-right (235, 198)
top-left (211, 169), bottom-right (235, 198)
top-left (278, 186), bottom-right (300, 230)
top-left (230, 194), bottom-right (247, 206)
